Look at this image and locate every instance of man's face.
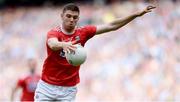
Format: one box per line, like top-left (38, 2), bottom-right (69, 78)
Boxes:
top-left (61, 10), bottom-right (79, 29)
top-left (28, 59), bottom-right (37, 71)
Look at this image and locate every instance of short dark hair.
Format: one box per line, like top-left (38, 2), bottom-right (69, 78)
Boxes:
top-left (62, 3), bottom-right (80, 14)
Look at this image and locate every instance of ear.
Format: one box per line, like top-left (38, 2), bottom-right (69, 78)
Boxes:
top-left (61, 13), bottom-right (64, 19)
top-left (61, 13), bottom-right (63, 18)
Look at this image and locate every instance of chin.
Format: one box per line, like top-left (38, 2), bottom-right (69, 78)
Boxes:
top-left (69, 25), bottom-right (76, 28)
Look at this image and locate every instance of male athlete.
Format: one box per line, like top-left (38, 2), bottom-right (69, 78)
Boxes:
top-left (11, 58), bottom-right (40, 101)
top-left (34, 3), bottom-right (155, 101)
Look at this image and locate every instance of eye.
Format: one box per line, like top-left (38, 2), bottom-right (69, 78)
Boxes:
top-left (73, 16), bottom-right (78, 20)
top-left (66, 14), bottom-right (71, 18)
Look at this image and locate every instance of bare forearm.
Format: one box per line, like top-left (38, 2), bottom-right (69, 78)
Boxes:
top-left (110, 12), bottom-right (140, 29)
top-left (96, 5), bottom-right (155, 35)
top-left (48, 38), bottom-right (64, 51)
top-left (109, 6), bottom-right (155, 30)
top-left (11, 87), bottom-right (18, 101)
top-left (48, 38), bottom-right (77, 52)
top-left (96, 12), bottom-right (143, 34)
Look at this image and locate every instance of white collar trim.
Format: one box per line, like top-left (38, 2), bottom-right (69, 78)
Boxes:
top-left (61, 25), bottom-right (76, 35)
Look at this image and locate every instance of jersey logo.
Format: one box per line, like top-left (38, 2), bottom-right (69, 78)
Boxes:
top-left (27, 82), bottom-right (38, 92)
top-left (75, 36), bottom-right (80, 42)
top-left (60, 49), bottom-right (65, 58)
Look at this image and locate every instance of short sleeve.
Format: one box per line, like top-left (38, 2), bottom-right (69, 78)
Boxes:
top-left (83, 25), bottom-right (97, 40)
top-left (17, 78), bottom-right (25, 88)
top-left (47, 30), bottom-right (59, 40)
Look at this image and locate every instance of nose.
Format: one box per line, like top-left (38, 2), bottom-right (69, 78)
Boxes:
top-left (70, 17), bottom-right (74, 21)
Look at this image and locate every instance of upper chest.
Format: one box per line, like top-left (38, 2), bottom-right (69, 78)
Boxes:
top-left (57, 30), bottom-right (87, 44)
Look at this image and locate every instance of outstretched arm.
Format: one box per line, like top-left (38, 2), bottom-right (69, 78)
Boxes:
top-left (10, 86), bottom-right (19, 101)
top-left (96, 5), bottom-right (156, 35)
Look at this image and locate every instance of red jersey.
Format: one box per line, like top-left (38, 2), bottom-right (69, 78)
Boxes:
top-left (17, 74), bottom-right (40, 101)
top-left (42, 25), bottom-right (96, 86)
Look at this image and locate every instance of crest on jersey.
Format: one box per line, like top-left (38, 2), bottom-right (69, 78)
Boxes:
top-left (75, 36), bottom-right (80, 42)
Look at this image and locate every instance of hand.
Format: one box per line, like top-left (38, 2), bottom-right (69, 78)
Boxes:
top-left (138, 5), bottom-right (156, 16)
top-left (144, 5), bottom-right (156, 13)
top-left (61, 41), bottom-right (77, 54)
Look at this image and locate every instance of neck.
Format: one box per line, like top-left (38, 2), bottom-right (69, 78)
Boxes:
top-left (30, 68), bottom-right (35, 74)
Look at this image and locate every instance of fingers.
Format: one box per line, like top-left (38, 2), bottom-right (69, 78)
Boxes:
top-left (64, 47), bottom-right (75, 54)
top-left (63, 43), bottom-right (77, 54)
top-left (147, 5), bottom-right (156, 10)
top-left (71, 40), bottom-right (77, 45)
top-left (68, 45), bottom-right (77, 52)
top-left (64, 48), bottom-right (71, 54)
top-left (147, 9), bottom-right (152, 12)
top-left (144, 5), bottom-right (156, 13)
top-left (61, 40), bottom-right (79, 54)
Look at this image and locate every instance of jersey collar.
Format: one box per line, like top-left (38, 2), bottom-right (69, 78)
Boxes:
top-left (61, 25), bottom-right (76, 35)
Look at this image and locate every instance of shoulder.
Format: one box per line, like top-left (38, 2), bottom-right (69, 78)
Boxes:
top-left (48, 26), bottom-right (61, 34)
top-left (17, 74), bottom-right (28, 82)
top-left (20, 74), bottom-right (29, 80)
top-left (78, 25), bottom-right (96, 29)
top-left (77, 25), bottom-right (96, 31)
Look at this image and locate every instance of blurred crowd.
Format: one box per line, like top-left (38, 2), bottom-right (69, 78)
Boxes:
top-left (0, 0), bottom-right (179, 101)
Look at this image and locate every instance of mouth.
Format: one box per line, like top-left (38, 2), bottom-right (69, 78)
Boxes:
top-left (69, 23), bottom-right (74, 26)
